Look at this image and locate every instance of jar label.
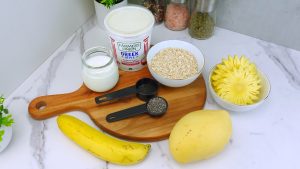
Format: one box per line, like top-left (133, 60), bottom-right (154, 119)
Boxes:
top-left (110, 36), bottom-right (149, 71)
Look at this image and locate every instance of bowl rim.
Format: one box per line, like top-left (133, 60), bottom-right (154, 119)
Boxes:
top-left (208, 65), bottom-right (271, 107)
top-left (147, 40), bottom-right (205, 81)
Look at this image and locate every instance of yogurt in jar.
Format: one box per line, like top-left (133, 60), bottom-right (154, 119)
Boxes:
top-left (82, 46), bottom-right (119, 92)
top-left (104, 6), bottom-right (155, 71)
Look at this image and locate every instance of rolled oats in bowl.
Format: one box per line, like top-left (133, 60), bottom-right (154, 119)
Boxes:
top-left (147, 40), bottom-right (204, 87)
top-left (150, 48), bottom-right (198, 80)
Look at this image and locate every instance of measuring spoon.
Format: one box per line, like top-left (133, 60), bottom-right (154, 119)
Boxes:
top-left (106, 96), bottom-right (168, 123)
top-left (95, 78), bottom-right (158, 104)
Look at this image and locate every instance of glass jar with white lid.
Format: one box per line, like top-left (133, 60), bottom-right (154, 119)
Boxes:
top-left (81, 46), bottom-right (119, 92)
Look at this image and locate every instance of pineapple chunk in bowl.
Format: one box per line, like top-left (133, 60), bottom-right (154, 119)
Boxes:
top-left (208, 59), bottom-right (271, 112)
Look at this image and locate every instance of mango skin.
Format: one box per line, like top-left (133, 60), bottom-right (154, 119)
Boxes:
top-left (169, 110), bottom-right (232, 163)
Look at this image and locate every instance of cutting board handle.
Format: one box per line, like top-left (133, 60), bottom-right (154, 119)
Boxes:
top-left (28, 85), bottom-right (90, 120)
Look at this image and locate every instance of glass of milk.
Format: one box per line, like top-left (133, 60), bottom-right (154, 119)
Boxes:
top-left (81, 46), bottom-right (119, 92)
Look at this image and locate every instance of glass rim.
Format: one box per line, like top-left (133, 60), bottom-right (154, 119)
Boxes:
top-left (82, 46), bottom-right (114, 69)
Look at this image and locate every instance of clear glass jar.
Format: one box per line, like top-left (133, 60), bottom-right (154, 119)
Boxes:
top-left (164, 0), bottom-right (190, 31)
top-left (188, 0), bottom-right (217, 39)
top-left (81, 46), bottom-right (119, 92)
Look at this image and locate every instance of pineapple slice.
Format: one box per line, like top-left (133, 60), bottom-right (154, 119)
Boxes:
top-left (211, 55), bottom-right (261, 105)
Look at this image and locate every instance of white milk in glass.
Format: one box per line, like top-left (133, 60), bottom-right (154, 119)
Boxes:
top-left (82, 46), bottom-right (119, 92)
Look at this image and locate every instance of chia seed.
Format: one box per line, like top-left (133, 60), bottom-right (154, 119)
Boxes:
top-left (146, 97), bottom-right (168, 116)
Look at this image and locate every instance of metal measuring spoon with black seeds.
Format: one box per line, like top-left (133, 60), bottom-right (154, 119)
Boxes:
top-left (106, 96), bottom-right (168, 123)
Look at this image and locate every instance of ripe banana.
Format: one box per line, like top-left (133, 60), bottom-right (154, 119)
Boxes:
top-left (57, 115), bottom-right (151, 165)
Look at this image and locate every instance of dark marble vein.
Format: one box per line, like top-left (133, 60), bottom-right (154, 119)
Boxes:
top-left (257, 41), bottom-right (300, 89)
top-left (29, 119), bottom-right (47, 169)
top-left (8, 20), bottom-right (95, 168)
top-left (6, 96), bottom-right (30, 107)
top-left (249, 132), bottom-right (265, 136)
top-left (5, 27), bottom-right (85, 169)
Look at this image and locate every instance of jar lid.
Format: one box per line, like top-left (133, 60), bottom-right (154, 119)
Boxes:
top-left (197, 0), bottom-right (217, 13)
top-left (170, 0), bottom-right (186, 4)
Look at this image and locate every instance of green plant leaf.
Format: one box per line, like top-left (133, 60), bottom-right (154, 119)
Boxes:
top-left (0, 130), bottom-right (4, 142)
top-left (0, 96), bottom-right (4, 104)
top-left (0, 96), bottom-right (14, 127)
top-left (3, 108), bottom-right (8, 114)
top-left (0, 113), bottom-right (2, 128)
top-left (1, 114), bottom-right (14, 127)
top-left (99, 0), bottom-right (118, 9)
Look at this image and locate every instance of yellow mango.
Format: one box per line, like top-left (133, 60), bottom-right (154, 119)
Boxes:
top-left (169, 110), bottom-right (232, 163)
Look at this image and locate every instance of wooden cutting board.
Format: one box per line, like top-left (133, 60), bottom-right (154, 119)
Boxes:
top-left (28, 67), bottom-right (206, 141)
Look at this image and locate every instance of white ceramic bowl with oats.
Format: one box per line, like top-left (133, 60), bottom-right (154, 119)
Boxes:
top-left (147, 40), bottom-right (205, 87)
top-left (208, 66), bottom-right (271, 112)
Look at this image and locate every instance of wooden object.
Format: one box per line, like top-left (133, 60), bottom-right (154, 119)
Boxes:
top-left (28, 67), bottom-right (206, 141)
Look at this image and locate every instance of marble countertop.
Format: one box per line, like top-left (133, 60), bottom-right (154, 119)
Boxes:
top-left (1, 16), bottom-right (300, 169)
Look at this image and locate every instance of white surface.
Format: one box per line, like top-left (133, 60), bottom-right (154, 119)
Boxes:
top-left (1, 16), bottom-right (300, 169)
top-left (147, 40), bottom-right (204, 87)
top-left (0, 0), bottom-right (94, 96)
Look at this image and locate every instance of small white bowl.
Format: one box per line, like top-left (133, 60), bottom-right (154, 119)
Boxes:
top-left (208, 66), bottom-right (271, 112)
top-left (147, 40), bottom-right (205, 87)
top-left (0, 126), bottom-right (12, 152)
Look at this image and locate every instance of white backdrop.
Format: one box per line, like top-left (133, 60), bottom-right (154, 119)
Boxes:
top-left (0, 0), bottom-right (94, 96)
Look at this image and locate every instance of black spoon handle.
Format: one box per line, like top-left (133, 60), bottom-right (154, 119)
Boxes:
top-left (106, 104), bottom-right (147, 123)
top-left (95, 86), bottom-right (136, 104)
